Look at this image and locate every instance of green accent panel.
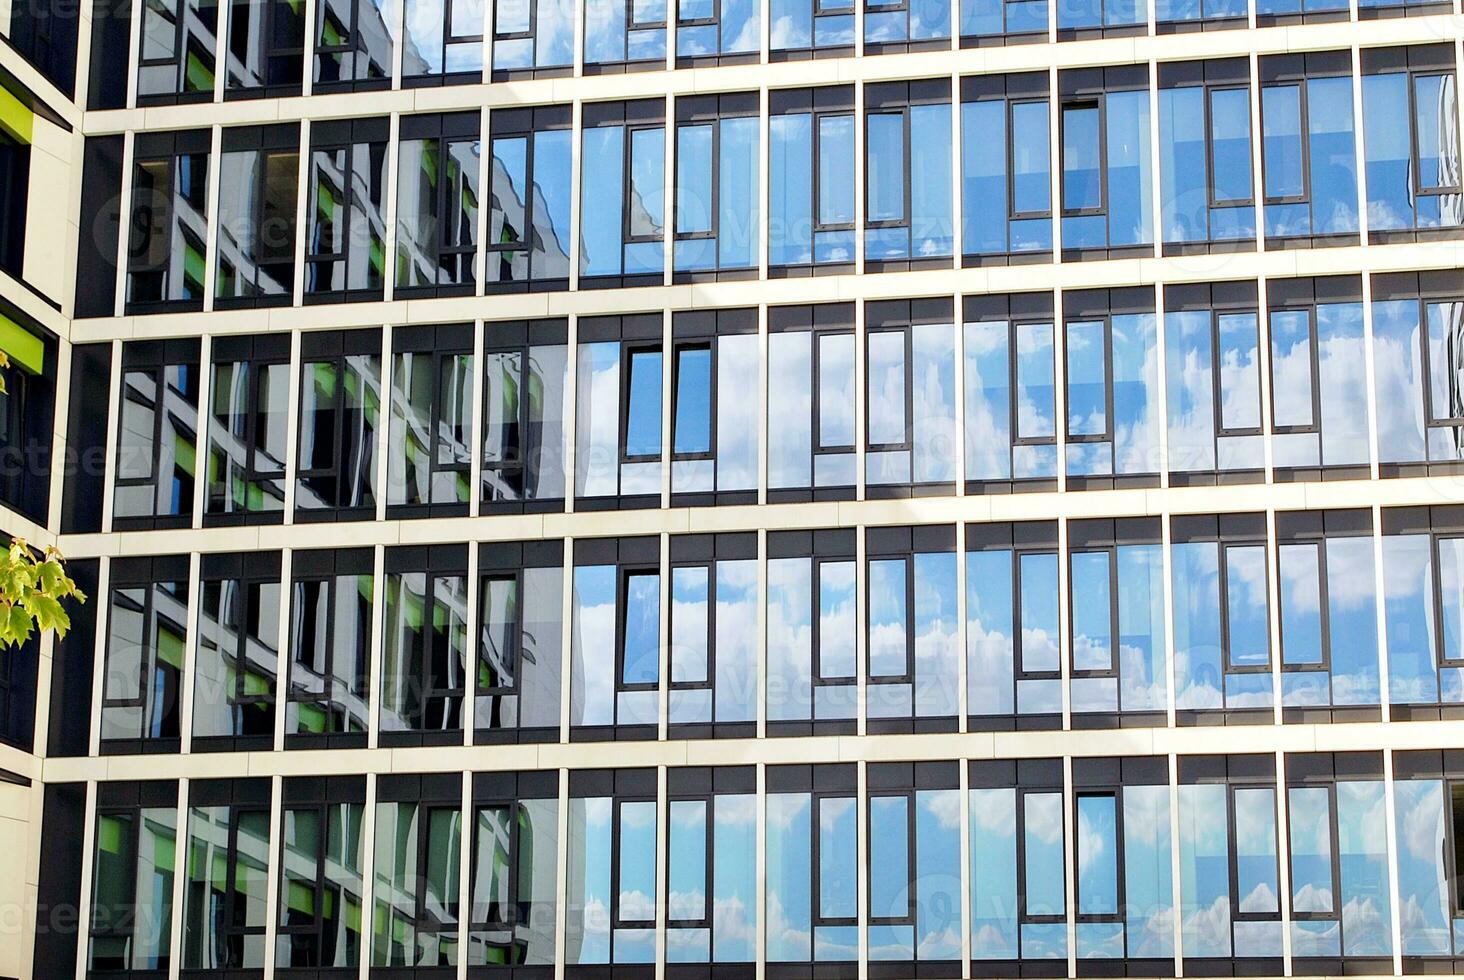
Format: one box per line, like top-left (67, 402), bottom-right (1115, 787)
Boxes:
top-left (243, 668), bottom-right (271, 697)
top-left (157, 626), bottom-right (185, 670)
top-left (0, 86), bottom-right (32, 144)
top-left (173, 429), bottom-right (196, 477)
top-left (298, 700), bottom-right (327, 733)
top-left (184, 50), bottom-right (215, 94)
top-left (97, 814), bottom-right (125, 855)
top-left (0, 315), bottom-right (44, 374)
top-left (287, 879), bottom-right (316, 915)
top-left (185, 241), bottom-right (206, 292)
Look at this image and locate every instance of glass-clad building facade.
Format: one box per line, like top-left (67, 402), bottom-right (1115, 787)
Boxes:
top-left (7, 0), bottom-right (1464, 976)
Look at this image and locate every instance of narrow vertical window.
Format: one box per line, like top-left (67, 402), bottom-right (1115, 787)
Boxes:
top-left (215, 123), bottom-right (300, 307)
top-left (1158, 60), bottom-right (1256, 252)
top-left (475, 541), bottom-right (563, 743)
top-left (113, 339), bottom-right (200, 529)
top-left (864, 80), bottom-right (953, 269)
top-left (961, 74), bottom-right (1052, 263)
top-left (181, 779), bottom-right (271, 971)
top-left (481, 319), bottom-right (570, 510)
top-left (1259, 53), bottom-right (1359, 247)
top-left (295, 328), bottom-right (381, 520)
top-left (673, 94), bottom-right (759, 280)
top-left (305, 117), bottom-right (389, 300)
top-left (388, 323), bottom-right (474, 517)
top-left (469, 772), bottom-right (559, 967)
top-left (766, 529), bottom-right (858, 735)
top-left (565, 769), bottom-right (659, 967)
top-left (206, 333), bottom-right (291, 523)
top-left (1059, 67), bottom-right (1153, 257)
top-left (100, 557), bottom-right (189, 753)
top-left (89, 783), bottom-right (179, 973)
top-left (379, 546), bottom-right (469, 745)
top-left (574, 315), bottom-right (664, 505)
top-left (767, 304), bottom-right (857, 500)
top-left (580, 101), bottom-right (666, 287)
top-left (277, 776), bottom-right (366, 970)
top-left (192, 552), bottom-right (281, 750)
top-left (569, 537), bottom-right (661, 740)
top-left (667, 534), bottom-right (757, 737)
top-left (1062, 289), bottom-right (1160, 487)
top-left (127, 130), bottom-right (211, 311)
top-left (312, 0), bottom-right (393, 90)
top-left (371, 775), bottom-right (463, 966)
top-left (395, 113), bottom-right (480, 297)
top-left (486, 106), bottom-right (572, 291)
top-left (286, 548), bottom-right (374, 747)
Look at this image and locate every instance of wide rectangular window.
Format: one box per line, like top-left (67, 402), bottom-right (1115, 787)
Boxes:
top-left (215, 123), bottom-right (299, 307)
top-left (305, 117), bottom-right (388, 300)
top-left (1072, 758), bottom-right (1174, 965)
top-left (584, 0), bottom-right (666, 70)
top-left (1158, 60), bottom-right (1256, 252)
top-left (1056, 0), bottom-right (1141, 36)
top-left (225, 0), bottom-right (304, 96)
top-left (1176, 756), bottom-right (1283, 967)
top-left (1171, 514), bottom-right (1273, 719)
top-left (865, 299), bottom-right (957, 492)
top-left (1276, 510), bottom-right (1381, 720)
top-left (579, 100), bottom-right (666, 287)
top-left (673, 93), bottom-right (759, 280)
top-left (388, 323), bottom-right (473, 517)
top-left (127, 130), bottom-right (210, 312)
top-left (769, 87), bottom-right (856, 274)
top-left (670, 309), bottom-right (757, 503)
top-left (963, 293), bottom-right (1059, 490)
top-left (312, 0), bottom-right (392, 90)
top-left (966, 522), bottom-right (1062, 729)
top-left (864, 80), bottom-right (953, 269)
top-left (285, 548), bottom-right (373, 747)
top-left (566, 769), bottom-right (658, 969)
top-left (490, 0), bottom-right (573, 76)
top-left (667, 534), bottom-right (756, 737)
top-left (1255, 0), bottom-right (1345, 25)
top-left (1285, 754), bottom-right (1393, 967)
top-left (486, 106), bottom-right (572, 292)
top-left (181, 778), bottom-right (270, 972)
top-left (295, 328), bottom-right (381, 520)
top-left (476, 541), bottom-right (563, 743)
top-left (1154, 0), bottom-right (1243, 30)
top-left (192, 551), bottom-right (281, 751)
top-left (959, 0), bottom-right (1045, 44)
top-left (766, 764), bottom-right (859, 967)
top-left (100, 556), bottom-right (188, 753)
top-left (113, 339), bottom-right (200, 529)
top-left (863, 0), bottom-right (949, 52)
top-left (675, 0), bottom-right (756, 64)
top-left (767, 529), bottom-right (858, 735)
top-left (1063, 288), bottom-right (1160, 487)
top-left (767, 304), bottom-right (857, 500)
top-left (961, 74), bottom-right (1052, 263)
top-left (136, 0), bottom-right (217, 103)
top-left (1259, 53), bottom-right (1359, 247)
top-left (206, 333), bottom-right (290, 523)
top-left (1164, 282), bottom-right (1265, 482)
top-left (866, 763), bottom-right (962, 968)
top-left (400, 0), bottom-right (483, 84)
top-left (1059, 67), bottom-right (1152, 257)
top-left (967, 759), bottom-right (1068, 965)
top-left (277, 776), bottom-right (366, 970)
top-left (395, 113), bottom-right (479, 297)
top-left (770, 0), bottom-right (853, 57)
top-left (380, 545), bottom-right (469, 745)
top-left (1362, 45), bottom-right (1463, 242)
top-left (574, 314), bottom-right (664, 505)
top-left (372, 774), bottom-right (463, 967)
top-left (481, 319), bottom-right (570, 510)
top-left (1391, 753), bottom-right (1464, 962)
top-left (88, 781), bottom-right (179, 974)
top-left (865, 526), bottom-right (959, 732)
top-left (666, 767), bottom-right (756, 963)
top-left (1067, 519), bottom-right (1168, 723)
top-left (469, 771), bottom-right (559, 967)
top-left (570, 536), bottom-right (660, 740)
top-left (1267, 276), bottom-right (1369, 474)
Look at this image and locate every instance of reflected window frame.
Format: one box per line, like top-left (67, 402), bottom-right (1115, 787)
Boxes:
top-left (276, 775), bottom-right (367, 970)
top-left (284, 547), bottom-right (374, 749)
top-left (394, 113), bottom-right (481, 299)
top-left (205, 333), bottom-right (292, 525)
top-left (294, 328), bottom-right (382, 521)
top-left (112, 339), bottom-right (201, 531)
top-left (485, 106), bottom-right (573, 293)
